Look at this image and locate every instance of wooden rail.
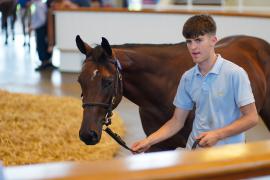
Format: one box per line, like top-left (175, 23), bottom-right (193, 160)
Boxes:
top-left (4, 140), bottom-right (270, 180)
top-left (52, 7), bottom-right (270, 19)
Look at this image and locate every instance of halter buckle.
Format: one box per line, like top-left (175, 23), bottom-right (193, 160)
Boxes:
top-left (104, 112), bottom-right (112, 126)
top-left (119, 73), bottom-right (122, 81)
top-left (111, 96), bottom-right (115, 105)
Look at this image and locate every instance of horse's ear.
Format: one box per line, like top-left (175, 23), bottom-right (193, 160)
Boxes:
top-left (76, 35), bottom-right (93, 56)
top-left (101, 37), bottom-right (112, 56)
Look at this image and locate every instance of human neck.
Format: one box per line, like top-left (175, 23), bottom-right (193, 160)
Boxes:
top-left (198, 52), bottom-right (217, 76)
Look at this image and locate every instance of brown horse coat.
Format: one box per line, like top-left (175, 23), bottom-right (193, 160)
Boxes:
top-left (77, 35), bottom-right (270, 152)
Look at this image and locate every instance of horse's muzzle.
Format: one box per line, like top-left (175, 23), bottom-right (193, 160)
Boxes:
top-left (79, 130), bottom-right (99, 145)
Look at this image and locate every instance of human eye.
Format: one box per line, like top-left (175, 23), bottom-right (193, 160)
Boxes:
top-left (195, 38), bottom-right (202, 43)
top-left (186, 40), bottom-right (192, 44)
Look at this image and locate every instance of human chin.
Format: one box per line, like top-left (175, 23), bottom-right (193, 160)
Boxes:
top-left (191, 54), bottom-right (201, 63)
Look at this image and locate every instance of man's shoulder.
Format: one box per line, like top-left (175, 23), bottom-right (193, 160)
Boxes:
top-left (182, 66), bottom-right (196, 80)
top-left (220, 57), bottom-right (245, 75)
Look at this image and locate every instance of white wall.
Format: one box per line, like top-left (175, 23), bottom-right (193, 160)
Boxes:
top-left (225, 0), bottom-right (270, 6)
top-left (54, 10), bottom-right (270, 72)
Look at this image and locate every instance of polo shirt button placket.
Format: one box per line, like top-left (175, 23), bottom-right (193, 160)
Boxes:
top-left (202, 77), bottom-right (208, 92)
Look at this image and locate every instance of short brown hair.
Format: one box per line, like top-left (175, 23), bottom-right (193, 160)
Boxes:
top-left (182, 14), bottom-right (216, 39)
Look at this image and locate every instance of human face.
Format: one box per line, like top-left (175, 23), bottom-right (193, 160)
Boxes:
top-left (185, 34), bottom-right (217, 64)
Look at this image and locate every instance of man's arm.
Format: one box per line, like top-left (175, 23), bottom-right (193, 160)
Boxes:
top-left (197, 102), bottom-right (258, 147)
top-left (131, 107), bottom-right (190, 153)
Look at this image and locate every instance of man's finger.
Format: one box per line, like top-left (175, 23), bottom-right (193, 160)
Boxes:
top-left (132, 142), bottom-right (142, 150)
top-left (198, 137), bottom-right (208, 147)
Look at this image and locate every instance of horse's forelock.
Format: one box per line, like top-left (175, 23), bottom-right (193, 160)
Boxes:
top-left (92, 46), bottom-right (109, 64)
top-left (82, 46), bottom-right (107, 70)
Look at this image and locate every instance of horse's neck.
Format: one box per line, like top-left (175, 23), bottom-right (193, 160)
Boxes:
top-left (115, 45), bottom-right (189, 107)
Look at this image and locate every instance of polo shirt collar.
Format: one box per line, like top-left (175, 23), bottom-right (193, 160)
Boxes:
top-left (195, 54), bottom-right (224, 76)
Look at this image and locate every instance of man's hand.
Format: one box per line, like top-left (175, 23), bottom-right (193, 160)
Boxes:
top-left (131, 138), bottom-right (151, 154)
top-left (196, 103), bottom-right (258, 148)
top-left (196, 130), bottom-right (221, 148)
top-left (48, 46), bottom-right (54, 53)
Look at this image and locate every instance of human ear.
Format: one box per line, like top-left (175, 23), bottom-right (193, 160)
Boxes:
top-left (210, 35), bottom-right (218, 47)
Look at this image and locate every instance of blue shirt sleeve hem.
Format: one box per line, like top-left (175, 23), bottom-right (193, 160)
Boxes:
top-left (238, 97), bottom-right (255, 107)
top-left (173, 102), bottom-right (193, 110)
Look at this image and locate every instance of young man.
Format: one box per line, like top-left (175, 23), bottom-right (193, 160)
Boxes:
top-left (131, 14), bottom-right (258, 152)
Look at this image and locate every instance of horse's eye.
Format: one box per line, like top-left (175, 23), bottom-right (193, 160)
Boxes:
top-left (102, 78), bottom-right (113, 88)
top-left (80, 93), bottom-right (83, 99)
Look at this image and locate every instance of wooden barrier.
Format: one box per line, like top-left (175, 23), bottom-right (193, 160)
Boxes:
top-left (4, 140), bottom-right (270, 180)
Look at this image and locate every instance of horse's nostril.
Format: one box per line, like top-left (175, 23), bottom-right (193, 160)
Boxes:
top-left (89, 130), bottom-right (98, 142)
top-left (79, 130), bottom-right (99, 145)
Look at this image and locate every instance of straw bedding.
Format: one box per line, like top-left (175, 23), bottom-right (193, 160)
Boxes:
top-left (0, 90), bottom-right (125, 166)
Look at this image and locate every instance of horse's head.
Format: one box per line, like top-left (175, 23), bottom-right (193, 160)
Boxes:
top-left (76, 35), bottom-right (123, 145)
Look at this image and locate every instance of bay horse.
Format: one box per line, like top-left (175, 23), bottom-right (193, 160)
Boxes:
top-left (0, 0), bottom-right (17, 45)
top-left (76, 35), bottom-right (270, 152)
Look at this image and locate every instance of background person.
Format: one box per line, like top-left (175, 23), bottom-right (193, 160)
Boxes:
top-left (30, 0), bottom-right (56, 71)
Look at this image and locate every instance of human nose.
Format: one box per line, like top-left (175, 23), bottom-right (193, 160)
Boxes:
top-left (189, 41), bottom-right (197, 50)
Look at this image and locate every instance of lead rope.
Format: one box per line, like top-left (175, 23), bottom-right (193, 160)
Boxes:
top-left (102, 100), bottom-right (137, 153)
top-left (191, 138), bottom-right (201, 150)
top-left (102, 59), bottom-right (137, 153)
top-left (102, 105), bottom-right (137, 153)
top-left (104, 126), bottom-right (137, 153)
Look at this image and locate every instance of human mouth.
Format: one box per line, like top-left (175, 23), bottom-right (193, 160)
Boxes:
top-left (192, 52), bottom-right (200, 58)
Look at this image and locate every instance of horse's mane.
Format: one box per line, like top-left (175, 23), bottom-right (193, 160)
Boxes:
top-left (111, 42), bottom-right (186, 48)
top-left (88, 41), bottom-right (186, 63)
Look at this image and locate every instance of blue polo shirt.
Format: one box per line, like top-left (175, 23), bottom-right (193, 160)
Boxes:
top-left (173, 55), bottom-right (255, 149)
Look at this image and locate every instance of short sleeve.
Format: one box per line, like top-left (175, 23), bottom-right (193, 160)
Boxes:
top-left (173, 73), bottom-right (194, 110)
top-left (233, 68), bottom-right (255, 107)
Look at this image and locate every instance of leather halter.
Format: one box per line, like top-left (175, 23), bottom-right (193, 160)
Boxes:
top-left (81, 58), bottom-right (136, 153)
top-left (82, 58), bottom-right (122, 126)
